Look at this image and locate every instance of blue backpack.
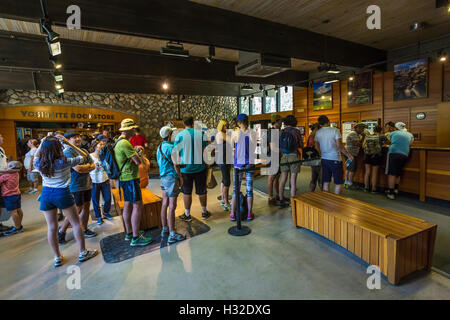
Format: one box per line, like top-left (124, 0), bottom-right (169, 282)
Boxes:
top-left (98, 138), bottom-right (127, 180)
top-left (280, 128), bottom-right (297, 154)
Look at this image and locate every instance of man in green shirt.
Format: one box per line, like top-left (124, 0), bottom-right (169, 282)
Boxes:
top-left (115, 119), bottom-right (152, 247)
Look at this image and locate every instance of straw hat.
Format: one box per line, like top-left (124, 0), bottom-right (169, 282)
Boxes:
top-left (119, 118), bottom-right (138, 131)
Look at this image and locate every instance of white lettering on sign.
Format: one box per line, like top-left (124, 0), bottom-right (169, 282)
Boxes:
top-left (66, 5), bottom-right (81, 30)
top-left (366, 5), bottom-right (381, 30)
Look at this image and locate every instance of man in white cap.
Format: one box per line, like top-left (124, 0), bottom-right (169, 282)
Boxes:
top-left (385, 122), bottom-right (414, 200)
top-left (115, 118), bottom-right (152, 246)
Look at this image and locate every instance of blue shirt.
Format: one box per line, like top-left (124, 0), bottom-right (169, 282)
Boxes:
top-left (157, 141), bottom-right (178, 178)
top-left (388, 130), bottom-right (414, 157)
top-left (174, 128), bottom-right (208, 174)
top-left (34, 156), bottom-right (85, 189)
top-left (63, 147), bottom-right (93, 192)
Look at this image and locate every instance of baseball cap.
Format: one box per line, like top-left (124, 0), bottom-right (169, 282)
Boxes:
top-left (395, 122), bottom-right (406, 130)
top-left (7, 161), bottom-right (22, 170)
top-left (160, 126), bottom-right (175, 139)
top-left (237, 114), bottom-right (248, 121)
top-left (270, 114), bottom-right (282, 124)
top-left (64, 130), bottom-right (80, 139)
top-left (96, 134), bottom-right (108, 142)
top-left (119, 118), bottom-right (138, 131)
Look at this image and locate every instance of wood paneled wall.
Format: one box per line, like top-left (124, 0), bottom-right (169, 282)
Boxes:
top-left (0, 120), bottom-right (17, 160)
top-left (294, 61), bottom-right (448, 147)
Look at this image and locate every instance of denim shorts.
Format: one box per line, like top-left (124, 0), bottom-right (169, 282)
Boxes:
top-left (3, 194), bottom-right (21, 211)
top-left (119, 179), bottom-right (142, 203)
top-left (39, 187), bottom-right (75, 211)
top-left (321, 159), bottom-right (344, 185)
top-left (161, 175), bottom-right (180, 198)
top-left (27, 171), bottom-right (39, 182)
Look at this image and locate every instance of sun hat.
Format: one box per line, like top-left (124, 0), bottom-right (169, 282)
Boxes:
top-left (395, 122), bottom-right (406, 131)
top-left (237, 114), bottom-right (248, 121)
top-left (7, 161), bottom-right (22, 170)
top-left (160, 126), bottom-right (176, 139)
top-left (64, 130), bottom-right (80, 139)
top-left (119, 118), bottom-right (138, 131)
top-left (270, 114), bottom-right (282, 124)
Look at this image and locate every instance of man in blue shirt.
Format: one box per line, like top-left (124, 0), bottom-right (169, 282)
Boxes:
top-left (58, 131), bottom-right (96, 243)
top-left (173, 116), bottom-right (211, 221)
top-left (385, 122), bottom-right (414, 200)
top-left (157, 126), bottom-right (186, 244)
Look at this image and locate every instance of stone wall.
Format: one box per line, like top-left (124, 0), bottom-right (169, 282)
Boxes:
top-left (0, 89), bottom-right (238, 158)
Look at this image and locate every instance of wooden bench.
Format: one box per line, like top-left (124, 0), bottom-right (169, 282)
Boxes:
top-left (112, 188), bottom-right (162, 231)
top-left (291, 191), bottom-right (437, 285)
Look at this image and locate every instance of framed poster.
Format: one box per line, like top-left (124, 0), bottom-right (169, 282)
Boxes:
top-left (362, 119), bottom-right (378, 134)
top-left (394, 59), bottom-right (428, 101)
top-left (313, 82), bottom-right (332, 110)
top-left (348, 71), bottom-right (372, 106)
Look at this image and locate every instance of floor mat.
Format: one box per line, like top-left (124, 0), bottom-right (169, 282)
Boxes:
top-left (100, 216), bottom-right (210, 263)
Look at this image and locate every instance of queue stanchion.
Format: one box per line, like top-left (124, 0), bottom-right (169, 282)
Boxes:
top-left (228, 166), bottom-right (251, 236)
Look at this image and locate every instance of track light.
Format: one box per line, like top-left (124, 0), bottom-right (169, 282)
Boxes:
top-left (55, 83), bottom-right (62, 90)
top-left (327, 65), bottom-right (340, 74)
top-left (275, 87), bottom-right (278, 94)
top-left (241, 84), bottom-right (253, 91)
top-left (56, 88), bottom-right (64, 95)
top-left (324, 79), bottom-right (339, 84)
top-left (182, 95), bottom-right (186, 102)
top-left (40, 18), bottom-right (60, 42)
top-left (162, 82), bottom-right (169, 90)
top-left (49, 56), bottom-right (62, 69)
top-left (259, 84), bottom-right (264, 91)
top-left (439, 51), bottom-right (447, 62)
top-left (54, 72), bottom-right (63, 82)
top-left (348, 91), bottom-right (353, 96)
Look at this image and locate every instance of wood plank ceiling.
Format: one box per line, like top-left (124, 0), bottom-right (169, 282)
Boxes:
top-left (190, 0), bottom-right (450, 50)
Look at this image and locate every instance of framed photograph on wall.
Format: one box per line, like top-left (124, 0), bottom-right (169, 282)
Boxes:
top-left (313, 82), bottom-right (332, 110)
top-left (348, 71), bottom-right (372, 106)
top-left (393, 58), bottom-right (428, 101)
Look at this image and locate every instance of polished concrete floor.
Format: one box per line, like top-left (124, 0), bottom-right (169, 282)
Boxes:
top-left (0, 169), bottom-right (449, 300)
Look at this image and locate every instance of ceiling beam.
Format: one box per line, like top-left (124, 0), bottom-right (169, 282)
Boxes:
top-left (0, 0), bottom-right (386, 68)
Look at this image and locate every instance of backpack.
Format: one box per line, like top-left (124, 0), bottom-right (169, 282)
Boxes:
top-left (99, 138), bottom-right (128, 180)
top-left (280, 128), bottom-right (297, 154)
top-left (363, 134), bottom-right (382, 155)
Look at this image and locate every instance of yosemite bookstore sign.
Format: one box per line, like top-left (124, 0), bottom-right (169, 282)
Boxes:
top-left (20, 110), bottom-right (115, 120)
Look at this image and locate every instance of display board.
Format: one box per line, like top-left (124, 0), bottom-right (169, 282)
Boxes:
top-left (342, 121), bottom-right (356, 142)
top-left (362, 119), bottom-right (378, 134)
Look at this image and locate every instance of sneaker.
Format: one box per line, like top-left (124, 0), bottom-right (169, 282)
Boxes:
top-left (103, 213), bottom-right (113, 221)
top-left (29, 189), bottom-right (38, 194)
top-left (3, 225), bottom-right (23, 236)
top-left (161, 227), bottom-right (169, 238)
top-left (168, 233), bottom-right (186, 244)
top-left (223, 204), bottom-right (230, 211)
top-left (246, 214), bottom-right (255, 221)
top-left (220, 200), bottom-right (225, 206)
top-left (179, 213), bottom-right (192, 222)
top-left (58, 229), bottom-right (66, 244)
top-left (362, 188), bottom-right (369, 193)
top-left (25, 189), bottom-right (33, 194)
top-left (84, 229), bottom-right (97, 238)
top-left (230, 214), bottom-right (236, 221)
top-left (344, 183), bottom-right (349, 189)
top-left (0, 224), bottom-right (13, 232)
top-left (54, 256), bottom-right (64, 268)
top-left (202, 211), bottom-right (211, 220)
top-left (130, 235), bottom-right (153, 247)
top-left (78, 249), bottom-right (98, 262)
top-left (268, 198), bottom-right (278, 206)
top-left (278, 200), bottom-right (290, 209)
top-left (97, 218), bottom-right (103, 225)
top-left (125, 230), bottom-right (144, 241)
top-left (386, 193), bottom-right (396, 200)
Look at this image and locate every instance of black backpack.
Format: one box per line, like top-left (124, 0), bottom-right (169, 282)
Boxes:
top-left (238, 192), bottom-right (248, 221)
top-left (99, 138), bottom-right (128, 180)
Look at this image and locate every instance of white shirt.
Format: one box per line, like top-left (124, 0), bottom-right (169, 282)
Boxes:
top-left (314, 126), bottom-right (342, 161)
top-left (24, 147), bottom-right (37, 170)
top-left (89, 153), bottom-right (109, 184)
top-left (0, 147), bottom-right (7, 170)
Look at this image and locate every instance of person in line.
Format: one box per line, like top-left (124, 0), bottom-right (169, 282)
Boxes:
top-left (264, 114), bottom-right (282, 206)
top-left (230, 114), bottom-right (256, 221)
top-left (89, 139), bottom-right (113, 225)
top-left (102, 129), bottom-right (114, 144)
top-left (344, 123), bottom-right (366, 190)
top-left (0, 161), bottom-right (24, 236)
top-left (33, 135), bottom-right (97, 267)
top-left (115, 119), bottom-right (152, 246)
top-left (362, 125), bottom-right (389, 193)
top-left (173, 115), bottom-right (211, 221)
top-left (157, 126), bottom-right (186, 244)
top-left (384, 121), bottom-right (396, 142)
top-left (24, 139), bottom-right (39, 194)
top-left (278, 115), bottom-right (303, 208)
top-left (58, 131), bottom-right (96, 244)
top-left (215, 119), bottom-right (232, 211)
top-left (314, 115), bottom-right (354, 195)
top-left (135, 145), bottom-right (150, 189)
top-left (385, 122), bottom-right (414, 200)
top-left (307, 123), bottom-right (322, 192)
top-left (130, 128), bottom-right (149, 149)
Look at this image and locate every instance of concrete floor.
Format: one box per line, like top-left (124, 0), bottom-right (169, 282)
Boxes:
top-left (0, 172), bottom-right (449, 300)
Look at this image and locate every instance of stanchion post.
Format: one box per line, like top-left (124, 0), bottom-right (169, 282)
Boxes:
top-left (228, 166), bottom-right (251, 236)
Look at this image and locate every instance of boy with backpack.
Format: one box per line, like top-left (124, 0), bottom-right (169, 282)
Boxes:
top-left (157, 126), bottom-right (186, 244)
top-left (362, 125), bottom-right (389, 193)
top-left (278, 115), bottom-right (303, 208)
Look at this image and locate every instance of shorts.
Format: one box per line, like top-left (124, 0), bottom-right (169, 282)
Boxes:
top-left (385, 153), bottom-right (408, 177)
top-left (119, 179), bottom-right (142, 203)
top-left (3, 194), bottom-right (21, 211)
top-left (39, 187), bottom-right (75, 211)
top-left (233, 166), bottom-right (254, 198)
top-left (27, 171), bottom-right (39, 182)
top-left (181, 169), bottom-right (207, 195)
top-left (218, 164), bottom-right (232, 187)
top-left (321, 159), bottom-right (344, 185)
top-left (161, 175), bottom-right (180, 198)
top-left (280, 153), bottom-right (301, 174)
top-left (364, 153), bottom-right (383, 166)
top-left (344, 156), bottom-right (358, 172)
top-left (73, 189), bottom-right (92, 207)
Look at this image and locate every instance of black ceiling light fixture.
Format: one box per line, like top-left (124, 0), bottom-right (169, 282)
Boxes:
top-left (285, 86), bottom-right (289, 93)
top-left (259, 84), bottom-right (264, 91)
top-left (161, 41), bottom-right (189, 58)
top-left (438, 50), bottom-right (448, 62)
top-left (182, 95), bottom-right (186, 102)
top-left (264, 90), bottom-right (268, 96)
top-left (409, 22), bottom-right (426, 31)
top-left (205, 45), bottom-right (215, 63)
top-left (241, 84), bottom-right (253, 91)
top-left (274, 87), bottom-right (279, 94)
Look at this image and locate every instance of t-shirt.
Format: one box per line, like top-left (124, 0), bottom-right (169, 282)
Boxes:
top-left (24, 147), bottom-right (38, 170)
top-left (114, 138), bottom-right (139, 181)
top-left (0, 172), bottom-right (20, 197)
top-left (346, 131), bottom-right (361, 157)
top-left (0, 147), bottom-right (7, 171)
top-left (232, 128), bottom-right (257, 168)
top-left (89, 153), bottom-right (109, 184)
top-left (314, 126), bottom-right (342, 161)
top-left (174, 128), bottom-right (208, 174)
top-left (130, 134), bottom-right (148, 148)
top-left (138, 158), bottom-right (150, 188)
top-left (157, 141), bottom-right (178, 178)
top-left (34, 156), bottom-right (85, 188)
top-left (388, 130), bottom-right (414, 157)
top-left (63, 147), bottom-right (93, 192)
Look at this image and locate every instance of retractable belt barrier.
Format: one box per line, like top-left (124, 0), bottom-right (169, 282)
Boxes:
top-left (228, 157), bottom-right (321, 237)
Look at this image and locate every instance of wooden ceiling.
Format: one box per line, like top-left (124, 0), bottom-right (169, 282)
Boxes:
top-left (190, 0), bottom-right (450, 50)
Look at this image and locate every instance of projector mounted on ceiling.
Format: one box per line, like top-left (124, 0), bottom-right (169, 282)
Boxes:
top-left (160, 41), bottom-right (189, 58)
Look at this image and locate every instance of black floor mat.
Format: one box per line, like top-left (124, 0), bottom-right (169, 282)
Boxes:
top-left (100, 216), bottom-right (210, 263)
